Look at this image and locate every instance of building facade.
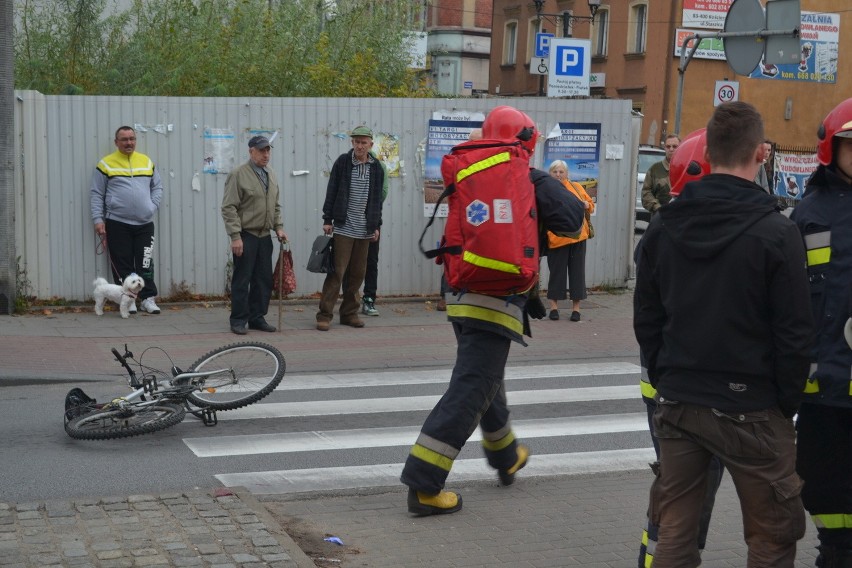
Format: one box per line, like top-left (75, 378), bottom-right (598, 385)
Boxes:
top-left (490, 0), bottom-right (849, 150)
top-left (426, 0), bottom-right (493, 95)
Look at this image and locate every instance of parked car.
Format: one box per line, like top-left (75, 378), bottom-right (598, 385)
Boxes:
top-left (635, 145), bottom-right (666, 233)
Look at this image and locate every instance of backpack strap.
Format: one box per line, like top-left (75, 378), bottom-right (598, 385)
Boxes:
top-left (419, 184), bottom-right (461, 259)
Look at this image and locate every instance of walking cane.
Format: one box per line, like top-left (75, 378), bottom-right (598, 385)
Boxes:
top-left (277, 240), bottom-right (285, 333)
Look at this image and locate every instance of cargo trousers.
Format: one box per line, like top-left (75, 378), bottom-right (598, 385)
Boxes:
top-left (649, 398), bottom-right (805, 568)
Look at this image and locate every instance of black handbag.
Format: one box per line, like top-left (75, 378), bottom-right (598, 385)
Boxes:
top-left (306, 235), bottom-right (335, 274)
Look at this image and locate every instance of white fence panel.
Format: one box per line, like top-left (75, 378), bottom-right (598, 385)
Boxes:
top-left (13, 93), bottom-right (636, 301)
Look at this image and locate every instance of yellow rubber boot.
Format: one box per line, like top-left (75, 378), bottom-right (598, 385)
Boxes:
top-left (498, 444), bottom-right (530, 486)
top-left (407, 488), bottom-right (463, 516)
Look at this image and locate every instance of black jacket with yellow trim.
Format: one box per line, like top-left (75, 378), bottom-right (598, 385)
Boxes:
top-left (791, 165), bottom-right (852, 409)
top-left (447, 168), bottom-right (585, 345)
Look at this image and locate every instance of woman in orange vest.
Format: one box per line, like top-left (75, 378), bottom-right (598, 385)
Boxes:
top-left (545, 160), bottom-right (595, 321)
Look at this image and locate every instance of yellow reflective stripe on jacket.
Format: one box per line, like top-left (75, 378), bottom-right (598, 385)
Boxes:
top-left (812, 513), bottom-right (852, 529)
top-left (447, 303), bottom-right (524, 336)
top-left (640, 378), bottom-right (657, 399)
top-left (639, 366), bottom-right (656, 399)
top-left (804, 363), bottom-right (820, 393)
top-left (456, 151), bottom-right (511, 184)
top-left (463, 250), bottom-right (521, 275)
top-left (804, 231), bottom-right (831, 266)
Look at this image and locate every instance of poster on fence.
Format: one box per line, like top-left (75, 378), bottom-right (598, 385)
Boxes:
top-left (202, 128), bottom-right (235, 174)
top-left (423, 114), bottom-right (484, 217)
top-left (542, 122), bottom-right (601, 209)
top-left (773, 151), bottom-right (819, 200)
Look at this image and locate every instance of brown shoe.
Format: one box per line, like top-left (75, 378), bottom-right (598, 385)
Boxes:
top-left (316, 321), bottom-right (330, 331)
top-left (341, 318), bottom-right (365, 328)
top-left (436, 298), bottom-right (447, 311)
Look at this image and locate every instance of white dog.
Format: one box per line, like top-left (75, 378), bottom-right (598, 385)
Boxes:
top-left (93, 274), bottom-right (145, 318)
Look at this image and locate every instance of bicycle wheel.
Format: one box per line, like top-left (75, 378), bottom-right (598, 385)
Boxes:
top-left (186, 342), bottom-right (285, 411)
top-left (65, 402), bottom-right (186, 440)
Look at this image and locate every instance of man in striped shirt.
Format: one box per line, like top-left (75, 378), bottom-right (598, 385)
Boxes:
top-left (316, 126), bottom-right (384, 331)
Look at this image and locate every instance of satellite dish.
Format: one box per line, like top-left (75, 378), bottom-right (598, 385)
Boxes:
top-left (723, 0), bottom-right (765, 75)
top-left (765, 0), bottom-right (802, 65)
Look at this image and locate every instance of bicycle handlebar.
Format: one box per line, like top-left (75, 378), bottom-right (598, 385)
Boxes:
top-left (111, 346), bottom-right (137, 383)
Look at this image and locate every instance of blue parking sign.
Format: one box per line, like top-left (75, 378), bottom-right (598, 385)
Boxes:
top-left (535, 33), bottom-right (554, 58)
top-left (547, 38), bottom-right (591, 97)
top-left (554, 45), bottom-right (586, 76)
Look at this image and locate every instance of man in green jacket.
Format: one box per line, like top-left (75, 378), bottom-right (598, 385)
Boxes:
top-left (221, 136), bottom-right (287, 335)
top-left (641, 134), bottom-right (680, 216)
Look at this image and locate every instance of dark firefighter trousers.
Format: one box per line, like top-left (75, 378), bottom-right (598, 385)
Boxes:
top-left (796, 403), bottom-right (852, 549)
top-left (400, 322), bottom-right (521, 495)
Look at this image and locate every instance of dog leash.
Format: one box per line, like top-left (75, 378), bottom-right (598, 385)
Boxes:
top-left (94, 232), bottom-right (125, 283)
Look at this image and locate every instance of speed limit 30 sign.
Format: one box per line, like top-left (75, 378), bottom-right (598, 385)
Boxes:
top-left (714, 80), bottom-right (739, 107)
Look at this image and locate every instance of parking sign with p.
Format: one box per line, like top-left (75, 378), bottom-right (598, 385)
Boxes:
top-left (547, 38), bottom-right (591, 97)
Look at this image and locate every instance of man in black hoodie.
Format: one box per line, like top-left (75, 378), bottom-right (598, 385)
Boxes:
top-left (633, 101), bottom-right (814, 568)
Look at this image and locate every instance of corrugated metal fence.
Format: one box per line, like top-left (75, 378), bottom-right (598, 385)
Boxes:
top-left (12, 92), bottom-right (637, 301)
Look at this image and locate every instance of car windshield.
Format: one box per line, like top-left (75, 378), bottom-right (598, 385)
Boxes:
top-left (638, 152), bottom-right (664, 174)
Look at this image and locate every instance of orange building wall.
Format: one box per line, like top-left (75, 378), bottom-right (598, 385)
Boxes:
top-left (490, 0), bottom-right (849, 150)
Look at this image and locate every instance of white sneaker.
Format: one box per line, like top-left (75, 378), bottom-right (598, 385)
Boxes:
top-left (128, 302), bottom-right (137, 314)
top-left (140, 298), bottom-right (161, 314)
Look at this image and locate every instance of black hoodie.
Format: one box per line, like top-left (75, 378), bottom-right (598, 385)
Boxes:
top-left (634, 173), bottom-right (813, 416)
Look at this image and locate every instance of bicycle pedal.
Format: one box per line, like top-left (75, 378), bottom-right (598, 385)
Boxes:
top-left (202, 409), bottom-right (218, 427)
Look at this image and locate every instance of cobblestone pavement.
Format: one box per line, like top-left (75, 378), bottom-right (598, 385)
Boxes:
top-left (0, 490), bottom-right (314, 568)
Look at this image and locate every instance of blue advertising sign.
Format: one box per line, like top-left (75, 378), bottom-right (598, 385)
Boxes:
top-left (543, 122), bottom-right (601, 205)
top-left (423, 119), bottom-right (483, 217)
top-left (749, 12), bottom-right (839, 84)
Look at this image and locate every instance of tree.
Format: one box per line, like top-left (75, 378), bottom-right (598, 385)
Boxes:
top-left (14, 0), bottom-right (433, 97)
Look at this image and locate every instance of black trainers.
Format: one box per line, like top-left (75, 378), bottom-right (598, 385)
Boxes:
top-left (498, 444), bottom-right (530, 486)
top-left (407, 488), bottom-right (463, 516)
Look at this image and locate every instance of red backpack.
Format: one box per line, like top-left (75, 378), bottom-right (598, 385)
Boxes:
top-left (420, 139), bottom-right (539, 296)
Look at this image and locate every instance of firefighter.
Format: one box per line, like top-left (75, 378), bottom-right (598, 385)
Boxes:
top-left (636, 130), bottom-right (723, 567)
top-left (401, 106), bottom-right (585, 515)
top-left (790, 98), bottom-right (852, 568)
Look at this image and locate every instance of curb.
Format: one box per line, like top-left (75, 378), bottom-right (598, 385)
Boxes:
top-left (233, 487), bottom-right (317, 568)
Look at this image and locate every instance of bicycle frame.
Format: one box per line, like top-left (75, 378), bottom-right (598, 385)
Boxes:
top-left (110, 345), bottom-right (229, 425)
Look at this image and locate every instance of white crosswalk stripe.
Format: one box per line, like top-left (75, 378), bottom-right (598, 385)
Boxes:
top-left (183, 361), bottom-right (654, 496)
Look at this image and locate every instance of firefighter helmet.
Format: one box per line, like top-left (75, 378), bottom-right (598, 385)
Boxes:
top-left (482, 106), bottom-right (539, 153)
top-left (817, 98), bottom-right (852, 166)
top-left (669, 129), bottom-right (710, 197)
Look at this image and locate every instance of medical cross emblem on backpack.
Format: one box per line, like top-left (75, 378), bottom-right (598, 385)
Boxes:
top-left (466, 200), bottom-right (490, 226)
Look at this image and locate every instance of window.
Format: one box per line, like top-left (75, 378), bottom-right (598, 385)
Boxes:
top-left (527, 18), bottom-right (543, 63)
top-left (503, 20), bottom-right (518, 65)
top-left (628, 2), bottom-right (648, 54)
top-left (592, 8), bottom-right (609, 56)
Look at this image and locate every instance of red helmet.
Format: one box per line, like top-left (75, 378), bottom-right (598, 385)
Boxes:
top-left (669, 128), bottom-right (710, 197)
top-left (482, 106), bottom-right (539, 152)
top-left (817, 98), bottom-right (852, 166)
